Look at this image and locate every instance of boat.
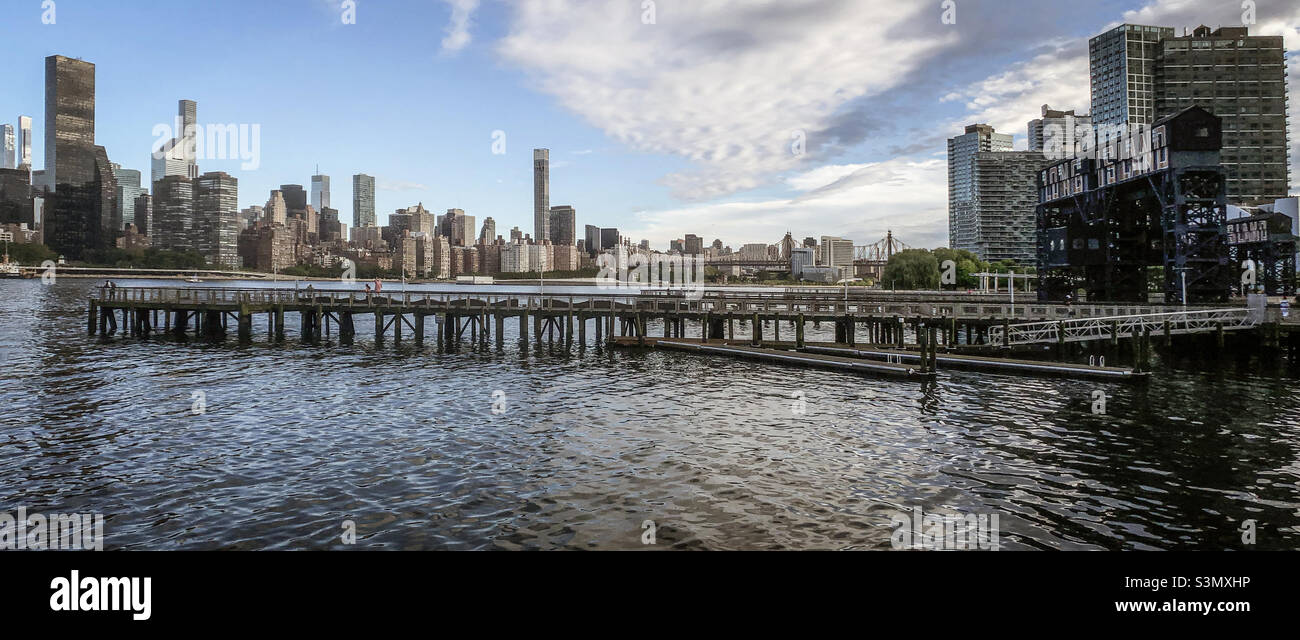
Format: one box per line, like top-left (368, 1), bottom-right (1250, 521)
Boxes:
top-left (0, 243), bottom-right (20, 278)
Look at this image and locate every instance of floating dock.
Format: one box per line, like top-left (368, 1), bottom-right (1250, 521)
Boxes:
top-left (642, 339), bottom-right (934, 379)
top-left (800, 344), bottom-right (1147, 381)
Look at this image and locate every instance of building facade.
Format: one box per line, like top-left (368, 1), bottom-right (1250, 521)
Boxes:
top-left (948, 123), bottom-right (1013, 251)
top-left (533, 149), bottom-right (549, 243)
top-left (1155, 25), bottom-right (1289, 204)
top-left (193, 171), bottom-right (240, 268)
top-left (1089, 24), bottom-right (1175, 126)
top-left (352, 173), bottom-right (375, 228)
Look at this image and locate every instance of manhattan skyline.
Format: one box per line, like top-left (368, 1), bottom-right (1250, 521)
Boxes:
top-left (1, 0), bottom-right (1296, 251)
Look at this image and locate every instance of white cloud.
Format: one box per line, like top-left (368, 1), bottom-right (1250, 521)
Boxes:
top-left (498, 0), bottom-right (953, 200)
top-left (378, 180), bottom-right (428, 192)
top-left (618, 158), bottom-right (949, 251)
top-left (441, 0), bottom-right (480, 53)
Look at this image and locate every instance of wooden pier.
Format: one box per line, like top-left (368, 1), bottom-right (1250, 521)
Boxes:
top-left (85, 285), bottom-right (1299, 377)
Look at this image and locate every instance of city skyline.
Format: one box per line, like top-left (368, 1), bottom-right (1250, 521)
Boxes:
top-left (1, 0), bottom-right (1296, 251)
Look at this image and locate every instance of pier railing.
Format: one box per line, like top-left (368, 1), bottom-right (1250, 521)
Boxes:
top-left (95, 285), bottom-right (1222, 321)
top-left (988, 308), bottom-right (1260, 346)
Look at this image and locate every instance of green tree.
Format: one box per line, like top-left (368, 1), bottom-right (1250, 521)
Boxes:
top-left (881, 248), bottom-right (940, 290)
top-left (932, 247), bottom-right (988, 288)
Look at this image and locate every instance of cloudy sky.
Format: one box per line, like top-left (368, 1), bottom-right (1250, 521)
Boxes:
top-left (2, 0), bottom-right (1297, 250)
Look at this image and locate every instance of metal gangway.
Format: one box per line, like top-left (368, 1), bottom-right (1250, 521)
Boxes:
top-left (988, 307), bottom-right (1261, 347)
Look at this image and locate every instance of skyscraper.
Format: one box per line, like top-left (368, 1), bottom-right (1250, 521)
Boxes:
top-left (533, 149), bottom-right (549, 242)
top-left (1, 124), bottom-right (13, 169)
top-left (1155, 25), bottom-right (1289, 204)
top-left (194, 171), bottom-right (240, 268)
top-left (179, 100), bottom-right (198, 179)
top-left (584, 225), bottom-right (601, 256)
top-left (45, 55), bottom-right (112, 259)
top-left (1089, 24), bottom-right (1175, 126)
top-left (17, 116), bottom-right (33, 171)
top-left (311, 172), bottom-right (330, 211)
top-left (152, 175), bottom-right (194, 251)
top-left (947, 124), bottom-right (1012, 251)
top-left (352, 173), bottom-right (375, 227)
top-left (112, 163), bottom-right (143, 229)
top-left (153, 100), bottom-right (198, 184)
top-left (548, 205), bottom-right (575, 245)
top-left (280, 184), bottom-right (307, 212)
top-left (479, 216), bottom-right (496, 244)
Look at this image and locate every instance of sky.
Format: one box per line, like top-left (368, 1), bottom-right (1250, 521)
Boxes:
top-left (2, 0), bottom-right (1297, 252)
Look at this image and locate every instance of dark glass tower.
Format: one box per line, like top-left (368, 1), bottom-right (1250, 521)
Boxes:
top-left (44, 55), bottom-right (112, 259)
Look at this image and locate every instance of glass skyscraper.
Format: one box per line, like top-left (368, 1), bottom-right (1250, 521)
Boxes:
top-left (352, 173), bottom-right (375, 228)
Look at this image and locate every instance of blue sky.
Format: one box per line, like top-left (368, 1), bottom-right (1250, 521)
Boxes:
top-left (2, 0), bottom-right (1296, 251)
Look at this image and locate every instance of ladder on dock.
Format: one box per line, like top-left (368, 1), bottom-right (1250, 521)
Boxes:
top-left (988, 307), bottom-right (1260, 347)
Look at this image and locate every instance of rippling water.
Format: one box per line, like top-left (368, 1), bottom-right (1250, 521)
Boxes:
top-left (2, 279), bottom-right (1298, 550)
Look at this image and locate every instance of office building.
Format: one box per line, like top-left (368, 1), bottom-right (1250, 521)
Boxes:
top-left (549, 205), bottom-right (575, 245)
top-left (533, 149), bottom-right (549, 242)
top-left (479, 216), bottom-right (496, 244)
top-left (194, 171), bottom-right (240, 268)
top-left (45, 55), bottom-right (115, 259)
top-left (1, 124), bottom-right (13, 169)
top-left (584, 225), bottom-right (601, 257)
top-left (1089, 24), bottom-right (1175, 126)
top-left (352, 173), bottom-right (375, 228)
top-left (111, 164), bottom-right (143, 230)
top-left (311, 172), bottom-right (330, 211)
top-left (948, 124), bottom-right (1013, 251)
top-left (152, 174), bottom-right (194, 251)
top-left (818, 236), bottom-right (854, 274)
top-left (599, 227), bottom-right (619, 251)
top-left (18, 116), bottom-right (33, 171)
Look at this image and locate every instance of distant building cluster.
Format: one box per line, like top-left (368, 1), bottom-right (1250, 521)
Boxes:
top-left (949, 22), bottom-right (1292, 266)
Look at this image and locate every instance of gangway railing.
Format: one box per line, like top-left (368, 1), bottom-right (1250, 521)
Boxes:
top-left (988, 308), bottom-right (1260, 346)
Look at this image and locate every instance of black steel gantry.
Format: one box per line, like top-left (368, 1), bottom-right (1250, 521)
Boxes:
top-left (1036, 106), bottom-right (1231, 304)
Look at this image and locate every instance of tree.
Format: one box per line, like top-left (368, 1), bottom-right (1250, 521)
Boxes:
top-left (932, 247), bottom-right (988, 288)
top-left (881, 248), bottom-right (940, 290)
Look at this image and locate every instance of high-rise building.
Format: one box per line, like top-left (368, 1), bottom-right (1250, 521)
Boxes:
top-left (479, 216), bottom-right (496, 244)
top-left (684, 234), bottom-right (704, 256)
top-left (17, 116), bottom-right (33, 171)
top-left (548, 205), bottom-right (575, 245)
top-left (1155, 25), bottom-right (1289, 204)
top-left (179, 100), bottom-right (198, 179)
top-left (44, 55), bottom-right (113, 259)
top-left (599, 228), bottom-right (619, 251)
top-left (0, 168), bottom-right (34, 226)
top-left (265, 190), bottom-right (287, 225)
top-left (1, 124), bottom-right (13, 169)
top-left (311, 172), bottom-right (330, 211)
top-left (584, 225), bottom-right (601, 257)
top-left (152, 100), bottom-right (198, 184)
top-left (967, 151), bottom-right (1048, 263)
top-left (352, 173), bottom-right (375, 228)
top-left (948, 123), bottom-right (1013, 250)
top-left (1028, 105), bottom-right (1092, 156)
top-left (279, 184), bottom-right (307, 212)
top-left (133, 193), bottom-right (151, 237)
top-left (111, 163), bottom-right (144, 230)
top-left (533, 149), bottom-right (550, 242)
top-left (194, 171), bottom-right (240, 268)
top-left (1089, 24), bottom-right (1175, 126)
top-left (818, 236), bottom-right (854, 274)
top-left (152, 175), bottom-right (194, 251)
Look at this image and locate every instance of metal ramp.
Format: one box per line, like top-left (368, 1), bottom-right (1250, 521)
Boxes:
top-left (989, 308), bottom-right (1260, 347)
